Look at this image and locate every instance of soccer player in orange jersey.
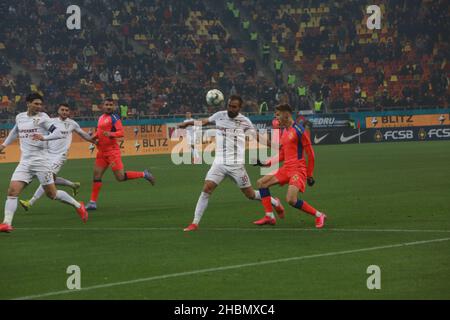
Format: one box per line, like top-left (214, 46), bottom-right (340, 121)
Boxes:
top-left (254, 103), bottom-right (327, 228)
top-left (85, 98), bottom-right (155, 210)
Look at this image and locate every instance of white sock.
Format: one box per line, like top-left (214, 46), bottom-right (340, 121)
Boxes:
top-left (253, 190), bottom-right (279, 207)
top-left (54, 190), bottom-right (81, 209)
top-left (29, 185), bottom-right (45, 205)
top-left (3, 196), bottom-right (18, 225)
top-left (315, 211), bottom-right (322, 218)
top-left (55, 177), bottom-right (75, 188)
top-left (193, 192), bottom-right (210, 225)
top-left (266, 212), bottom-right (275, 219)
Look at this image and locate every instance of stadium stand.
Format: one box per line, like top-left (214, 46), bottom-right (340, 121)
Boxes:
top-left (0, 0), bottom-right (448, 120)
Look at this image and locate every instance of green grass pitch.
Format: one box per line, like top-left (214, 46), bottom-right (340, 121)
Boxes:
top-left (0, 141), bottom-right (449, 299)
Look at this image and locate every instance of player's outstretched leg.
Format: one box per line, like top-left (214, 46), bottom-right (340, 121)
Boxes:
top-left (184, 181), bottom-right (216, 232)
top-left (240, 187), bottom-right (285, 218)
top-left (87, 179), bottom-right (102, 210)
top-left (1, 181), bottom-right (27, 233)
top-left (55, 177), bottom-right (80, 196)
top-left (86, 179), bottom-right (103, 210)
top-left (286, 185), bottom-right (326, 228)
top-left (44, 184), bottom-right (88, 223)
top-left (184, 192), bottom-right (210, 232)
top-left (253, 175), bottom-right (280, 225)
top-left (114, 168), bottom-right (155, 185)
top-left (253, 188), bottom-right (277, 225)
top-left (0, 196), bottom-right (18, 233)
top-left (19, 184), bottom-right (46, 211)
top-left (252, 190), bottom-right (285, 219)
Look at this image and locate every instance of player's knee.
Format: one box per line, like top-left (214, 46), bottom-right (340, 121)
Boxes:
top-left (202, 184), bottom-right (214, 194)
top-left (256, 179), bottom-right (264, 189)
top-left (286, 196), bottom-right (297, 207)
top-left (245, 190), bottom-right (255, 200)
top-left (45, 189), bottom-right (57, 199)
top-left (116, 175), bottom-right (125, 182)
top-left (7, 187), bottom-right (19, 197)
top-left (202, 186), bottom-right (213, 194)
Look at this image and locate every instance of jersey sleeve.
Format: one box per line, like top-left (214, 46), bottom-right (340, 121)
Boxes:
top-left (73, 121), bottom-right (93, 141)
top-left (207, 112), bottom-right (221, 123)
top-left (243, 118), bottom-right (257, 139)
top-left (301, 131), bottom-right (315, 177)
top-left (1, 125), bottom-right (18, 146)
top-left (40, 116), bottom-right (63, 141)
top-left (39, 114), bottom-right (57, 132)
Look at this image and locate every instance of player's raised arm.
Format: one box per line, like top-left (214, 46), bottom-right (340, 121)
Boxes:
top-left (178, 118), bottom-right (209, 129)
top-left (33, 117), bottom-right (63, 141)
top-left (0, 124), bottom-right (18, 151)
top-left (73, 122), bottom-right (97, 143)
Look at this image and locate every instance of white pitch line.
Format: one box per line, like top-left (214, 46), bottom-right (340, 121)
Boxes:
top-left (15, 227), bottom-right (450, 233)
top-left (11, 237), bottom-right (450, 300)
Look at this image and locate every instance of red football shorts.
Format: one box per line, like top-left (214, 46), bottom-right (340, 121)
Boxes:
top-left (273, 165), bottom-right (307, 192)
top-left (95, 150), bottom-right (124, 171)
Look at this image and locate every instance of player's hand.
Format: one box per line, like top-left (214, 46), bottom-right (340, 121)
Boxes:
top-left (307, 177), bottom-right (315, 187)
top-left (32, 134), bottom-right (44, 141)
top-left (253, 159), bottom-right (270, 167)
top-left (0, 144), bottom-right (5, 153)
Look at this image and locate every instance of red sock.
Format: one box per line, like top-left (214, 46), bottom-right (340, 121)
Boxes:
top-left (261, 197), bottom-right (273, 213)
top-left (301, 201), bottom-right (317, 216)
top-left (125, 171), bottom-right (145, 180)
top-left (90, 181), bottom-right (102, 202)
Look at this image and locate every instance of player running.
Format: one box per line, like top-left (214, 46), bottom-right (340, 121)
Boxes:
top-left (85, 98), bottom-right (155, 210)
top-left (253, 103), bottom-right (327, 228)
top-left (183, 111), bottom-right (201, 164)
top-left (0, 93), bottom-right (88, 232)
top-left (19, 103), bottom-right (96, 211)
top-left (178, 95), bottom-right (284, 232)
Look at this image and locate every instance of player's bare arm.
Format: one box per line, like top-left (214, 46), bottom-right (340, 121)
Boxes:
top-left (178, 118), bottom-right (210, 129)
top-left (32, 128), bottom-right (63, 141)
top-left (1, 124), bottom-right (18, 151)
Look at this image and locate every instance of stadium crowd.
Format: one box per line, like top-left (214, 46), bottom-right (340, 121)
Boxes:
top-left (0, 0), bottom-right (448, 120)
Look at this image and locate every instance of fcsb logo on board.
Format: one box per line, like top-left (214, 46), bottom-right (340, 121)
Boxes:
top-left (374, 130), bottom-right (383, 142)
top-left (418, 128), bottom-right (427, 140)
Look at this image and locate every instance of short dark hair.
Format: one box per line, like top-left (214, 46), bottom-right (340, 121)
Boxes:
top-left (104, 97), bottom-right (115, 103)
top-left (58, 103), bottom-right (70, 109)
top-left (229, 95), bottom-right (243, 107)
top-left (26, 93), bottom-right (44, 103)
top-left (275, 103), bottom-right (292, 113)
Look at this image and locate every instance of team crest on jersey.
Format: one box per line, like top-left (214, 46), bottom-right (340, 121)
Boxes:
top-left (292, 175), bottom-right (299, 181)
top-left (33, 118), bottom-right (40, 126)
top-left (289, 132), bottom-right (295, 140)
top-left (64, 122), bottom-right (70, 129)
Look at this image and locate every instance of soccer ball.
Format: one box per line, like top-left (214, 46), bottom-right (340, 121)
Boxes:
top-left (206, 89), bottom-right (224, 106)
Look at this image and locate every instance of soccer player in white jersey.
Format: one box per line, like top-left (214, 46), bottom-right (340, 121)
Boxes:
top-left (178, 95), bottom-right (284, 231)
top-left (183, 111), bottom-right (201, 164)
top-left (0, 93), bottom-right (88, 233)
top-left (19, 103), bottom-right (96, 211)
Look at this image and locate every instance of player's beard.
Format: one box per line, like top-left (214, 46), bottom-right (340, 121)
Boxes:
top-left (227, 111), bottom-right (238, 118)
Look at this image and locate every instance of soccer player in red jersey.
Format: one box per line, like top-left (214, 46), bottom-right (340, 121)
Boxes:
top-left (85, 98), bottom-right (155, 210)
top-left (254, 104), bottom-right (327, 228)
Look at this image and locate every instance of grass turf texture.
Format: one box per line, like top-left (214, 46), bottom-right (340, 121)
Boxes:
top-left (0, 141), bottom-right (449, 299)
